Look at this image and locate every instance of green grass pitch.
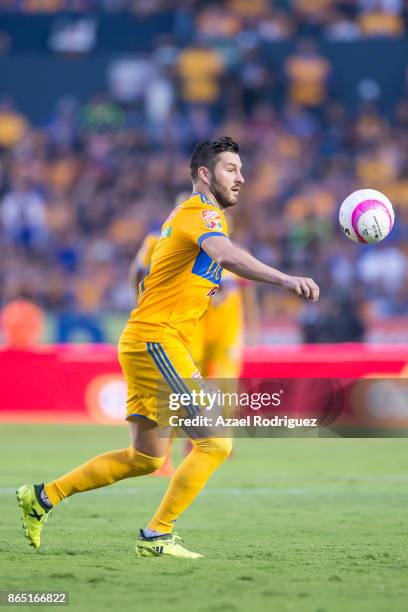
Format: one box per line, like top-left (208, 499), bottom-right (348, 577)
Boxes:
top-left (1, 424), bottom-right (408, 612)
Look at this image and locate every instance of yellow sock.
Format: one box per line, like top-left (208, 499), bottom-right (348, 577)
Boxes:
top-left (44, 447), bottom-right (164, 507)
top-left (148, 437), bottom-right (232, 533)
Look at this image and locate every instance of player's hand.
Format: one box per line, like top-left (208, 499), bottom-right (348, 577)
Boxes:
top-left (281, 275), bottom-right (320, 302)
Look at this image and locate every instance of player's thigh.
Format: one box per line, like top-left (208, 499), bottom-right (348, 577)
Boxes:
top-left (128, 418), bottom-right (169, 458)
top-left (154, 339), bottom-right (205, 395)
top-left (190, 317), bottom-right (205, 370)
top-left (119, 338), bottom-right (164, 423)
top-left (155, 341), bottom-right (231, 439)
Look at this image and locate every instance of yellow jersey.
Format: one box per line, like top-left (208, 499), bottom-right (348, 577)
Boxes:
top-left (123, 192), bottom-right (229, 347)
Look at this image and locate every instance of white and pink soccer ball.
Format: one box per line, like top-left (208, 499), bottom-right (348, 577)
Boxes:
top-left (339, 189), bottom-right (395, 244)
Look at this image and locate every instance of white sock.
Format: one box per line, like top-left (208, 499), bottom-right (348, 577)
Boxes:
top-left (40, 487), bottom-right (52, 509)
top-left (142, 528), bottom-right (167, 539)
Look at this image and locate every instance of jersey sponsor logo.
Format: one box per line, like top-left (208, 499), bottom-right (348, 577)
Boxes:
top-left (192, 369), bottom-right (206, 391)
top-left (202, 209), bottom-right (223, 231)
top-left (202, 210), bottom-right (221, 222)
top-left (206, 287), bottom-right (218, 298)
top-left (205, 220), bottom-right (223, 230)
top-left (160, 226), bottom-right (172, 238)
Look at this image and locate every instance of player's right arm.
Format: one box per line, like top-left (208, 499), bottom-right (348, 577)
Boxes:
top-left (201, 235), bottom-right (319, 302)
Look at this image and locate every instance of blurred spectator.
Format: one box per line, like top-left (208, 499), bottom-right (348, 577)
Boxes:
top-left (0, 100), bottom-right (29, 149)
top-left (78, 94), bottom-right (125, 131)
top-left (177, 43), bottom-right (225, 106)
top-left (108, 56), bottom-right (174, 131)
top-left (145, 66), bottom-right (174, 129)
top-left (1, 175), bottom-right (48, 249)
top-left (1, 299), bottom-right (44, 347)
top-left (358, 11), bottom-right (404, 37)
top-left (196, 3), bottom-right (241, 41)
top-left (239, 46), bottom-right (274, 115)
top-left (293, 0), bottom-right (334, 35)
top-left (301, 294), bottom-right (365, 343)
top-left (129, 0), bottom-right (166, 17)
top-left (48, 17), bottom-right (97, 54)
top-left (23, 0), bottom-right (64, 11)
top-left (284, 39), bottom-right (331, 110)
top-left (108, 57), bottom-right (155, 105)
top-left (323, 11), bottom-right (362, 40)
top-left (228, 0), bottom-right (268, 16)
top-left (357, 246), bottom-right (407, 293)
top-left (45, 96), bottom-right (78, 151)
top-left (257, 11), bottom-right (293, 42)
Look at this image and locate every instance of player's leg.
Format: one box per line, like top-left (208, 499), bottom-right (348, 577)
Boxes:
top-left (16, 418), bottom-right (166, 549)
top-left (44, 418), bottom-right (166, 506)
top-left (136, 435), bottom-right (232, 559)
top-left (146, 435), bottom-right (232, 532)
top-left (135, 340), bottom-right (233, 558)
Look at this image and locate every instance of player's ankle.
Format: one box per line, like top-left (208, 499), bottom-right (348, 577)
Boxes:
top-left (34, 483), bottom-right (53, 511)
top-left (141, 527), bottom-right (171, 540)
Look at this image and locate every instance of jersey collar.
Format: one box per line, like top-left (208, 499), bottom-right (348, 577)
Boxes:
top-left (191, 191), bottom-right (218, 208)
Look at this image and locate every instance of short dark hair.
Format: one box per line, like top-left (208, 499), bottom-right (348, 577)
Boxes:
top-left (190, 136), bottom-right (240, 181)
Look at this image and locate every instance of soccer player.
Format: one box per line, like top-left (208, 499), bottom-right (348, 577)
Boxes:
top-left (17, 137), bottom-right (319, 558)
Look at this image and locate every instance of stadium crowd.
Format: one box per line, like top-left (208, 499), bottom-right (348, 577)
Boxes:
top-left (1, 0), bottom-right (408, 43)
top-left (1, 1), bottom-right (408, 342)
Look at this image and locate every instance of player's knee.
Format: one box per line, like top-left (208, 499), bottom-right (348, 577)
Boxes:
top-left (215, 437), bottom-right (233, 462)
top-left (195, 437), bottom-right (233, 463)
top-left (145, 455), bottom-right (165, 474)
top-left (127, 447), bottom-right (165, 475)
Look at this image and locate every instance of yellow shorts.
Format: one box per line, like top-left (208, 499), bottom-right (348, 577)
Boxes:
top-left (118, 336), bottom-right (204, 427)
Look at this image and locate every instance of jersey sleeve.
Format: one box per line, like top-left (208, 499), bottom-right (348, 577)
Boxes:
top-left (177, 206), bottom-right (229, 246)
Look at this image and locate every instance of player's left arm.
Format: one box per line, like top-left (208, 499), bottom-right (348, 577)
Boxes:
top-left (201, 235), bottom-right (319, 301)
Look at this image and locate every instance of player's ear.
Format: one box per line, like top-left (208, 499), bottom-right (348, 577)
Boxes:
top-left (198, 166), bottom-right (211, 186)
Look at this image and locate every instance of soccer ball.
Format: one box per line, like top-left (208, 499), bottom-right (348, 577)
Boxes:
top-left (339, 189), bottom-right (395, 244)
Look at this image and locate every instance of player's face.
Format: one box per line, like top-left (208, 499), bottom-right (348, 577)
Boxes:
top-left (210, 152), bottom-right (244, 209)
